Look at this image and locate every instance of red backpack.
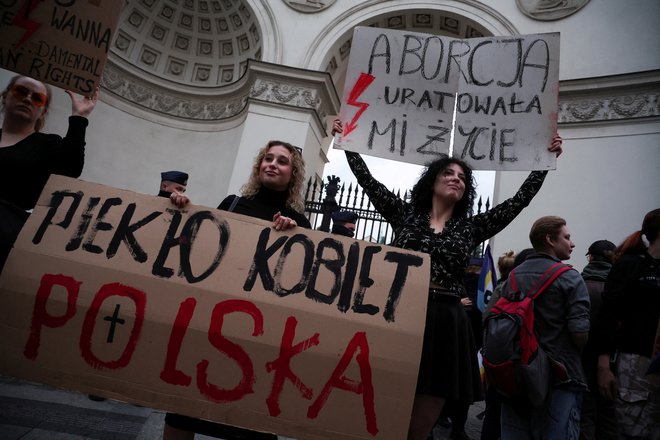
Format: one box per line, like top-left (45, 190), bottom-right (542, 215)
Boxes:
top-left (482, 262), bottom-right (571, 406)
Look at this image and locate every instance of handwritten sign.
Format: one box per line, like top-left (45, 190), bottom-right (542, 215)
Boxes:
top-left (0, 176), bottom-right (429, 440)
top-left (0, 1), bottom-right (123, 95)
top-left (334, 27), bottom-right (560, 171)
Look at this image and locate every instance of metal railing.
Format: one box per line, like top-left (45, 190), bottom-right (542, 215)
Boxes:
top-left (304, 175), bottom-right (490, 256)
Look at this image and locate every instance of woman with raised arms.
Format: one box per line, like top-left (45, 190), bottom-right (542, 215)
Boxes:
top-left (332, 118), bottom-right (562, 440)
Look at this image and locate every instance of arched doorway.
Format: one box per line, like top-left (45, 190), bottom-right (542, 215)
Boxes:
top-left (303, 2), bottom-right (518, 97)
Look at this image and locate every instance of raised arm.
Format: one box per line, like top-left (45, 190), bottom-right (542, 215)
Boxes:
top-left (472, 170), bottom-right (548, 242)
top-left (333, 119), bottom-right (407, 226)
top-left (471, 133), bottom-right (563, 242)
top-left (49, 87), bottom-right (100, 178)
top-left (66, 86), bottom-right (100, 118)
top-left (48, 115), bottom-right (89, 178)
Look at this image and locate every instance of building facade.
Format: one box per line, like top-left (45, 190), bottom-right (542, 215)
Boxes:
top-left (2, 0), bottom-right (658, 270)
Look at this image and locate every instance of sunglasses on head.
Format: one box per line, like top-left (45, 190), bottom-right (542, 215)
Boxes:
top-left (10, 84), bottom-right (48, 107)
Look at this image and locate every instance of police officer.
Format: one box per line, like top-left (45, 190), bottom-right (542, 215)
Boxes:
top-left (159, 170), bottom-right (189, 208)
top-left (331, 210), bottom-right (358, 237)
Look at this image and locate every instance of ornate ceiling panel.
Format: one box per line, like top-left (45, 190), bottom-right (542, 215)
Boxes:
top-left (111, 0), bottom-right (262, 87)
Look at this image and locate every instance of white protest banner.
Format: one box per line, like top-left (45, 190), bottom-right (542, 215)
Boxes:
top-left (0, 175), bottom-right (429, 440)
top-left (334, 27), bottom-right (560, 171)
top-left (0, 1), bottom-right (123, 96)
top-left (453, 33), bottom-right (560, 170)
top-left (335, 27), bottom-right (458, 163)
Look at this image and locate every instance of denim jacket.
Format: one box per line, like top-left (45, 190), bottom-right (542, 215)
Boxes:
top-left (507, 253), bottom-right (591, 390)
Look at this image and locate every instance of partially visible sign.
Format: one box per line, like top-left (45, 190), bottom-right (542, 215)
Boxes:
top-left (453, 33), bottom-right (560, 170)
top-left (334, 27), bottom-right (560, 171)
top-left (0, 175), bottom-right (429, 440)
top-left (0, 1), bottom-right (123, 95)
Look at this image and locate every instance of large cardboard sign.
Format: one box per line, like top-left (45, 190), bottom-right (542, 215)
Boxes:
top-left (0, 1), bottom-right (123, 95)
top-left (334, 27), bottom-right (560, 171)
top-left (0, 176), bottom-right (429, 440)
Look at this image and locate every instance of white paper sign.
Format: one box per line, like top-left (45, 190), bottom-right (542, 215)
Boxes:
top-left (334, 27), bottom-right (560, 171)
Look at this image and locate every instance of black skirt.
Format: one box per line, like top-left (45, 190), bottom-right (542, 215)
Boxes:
top-left (415, 291), bottom-right (484, 403)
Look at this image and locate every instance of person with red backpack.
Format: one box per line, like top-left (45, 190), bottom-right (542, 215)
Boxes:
top-left (496, 216), bottom-right (590, 439)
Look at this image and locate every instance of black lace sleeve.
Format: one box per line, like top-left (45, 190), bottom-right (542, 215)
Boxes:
top-left (471, 170), bottom-right (548, 243)
top-left (344, 151), bottom-right (407, 228)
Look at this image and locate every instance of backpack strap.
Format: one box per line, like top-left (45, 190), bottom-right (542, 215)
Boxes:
top-left (508, 262), bottom-right (572, 300)
top-left (227, 196), bottom-right (241, 212)
top-left (529, 263), bottom-right (572, 299)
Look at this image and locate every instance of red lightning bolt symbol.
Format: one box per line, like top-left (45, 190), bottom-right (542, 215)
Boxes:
top-left (12, 0), bottom-right (43, 49)
top-left (343, 72), bottom-right (375, 137)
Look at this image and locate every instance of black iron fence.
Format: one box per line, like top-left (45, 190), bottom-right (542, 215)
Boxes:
top-left (304, 175), bottom-right (490, 256)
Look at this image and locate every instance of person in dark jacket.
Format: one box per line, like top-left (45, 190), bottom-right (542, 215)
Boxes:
top-left (579, 240), bottom-right (617, 440)
top-left (0, 74), bottom-right (99, 271)
top-left (595, 209), bottom-right (660, 439)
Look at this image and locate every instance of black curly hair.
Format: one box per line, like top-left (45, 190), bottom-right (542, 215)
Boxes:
top-left (409, 154), bottom-right (476, 219)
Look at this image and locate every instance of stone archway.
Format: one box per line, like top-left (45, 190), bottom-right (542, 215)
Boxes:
top-left (100, 0), bottom-right (282, 126)
top-left (302, 1), bottom-right (519, 97)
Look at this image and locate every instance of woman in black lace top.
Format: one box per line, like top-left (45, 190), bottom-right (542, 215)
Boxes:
top-left (332, 119), bottom-right (562, 440)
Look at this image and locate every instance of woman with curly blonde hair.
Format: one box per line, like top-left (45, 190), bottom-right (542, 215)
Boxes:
top-left (239, 140), bottom-right (307, 214)
top-left (165, 140), bottom-right (310, 439)
top-left (218, 140), bottom-right (310, 230)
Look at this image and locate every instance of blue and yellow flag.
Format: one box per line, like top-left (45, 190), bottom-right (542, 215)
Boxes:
top-left (477, 244), bottom-right (497, 312)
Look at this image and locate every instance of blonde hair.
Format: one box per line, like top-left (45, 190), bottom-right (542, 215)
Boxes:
top-left (497, 250), bottom-right (516, 279)
top-left (240, 140), bottom-right (306, 212)
top-left (1, 75), bottom-right (52, 132)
